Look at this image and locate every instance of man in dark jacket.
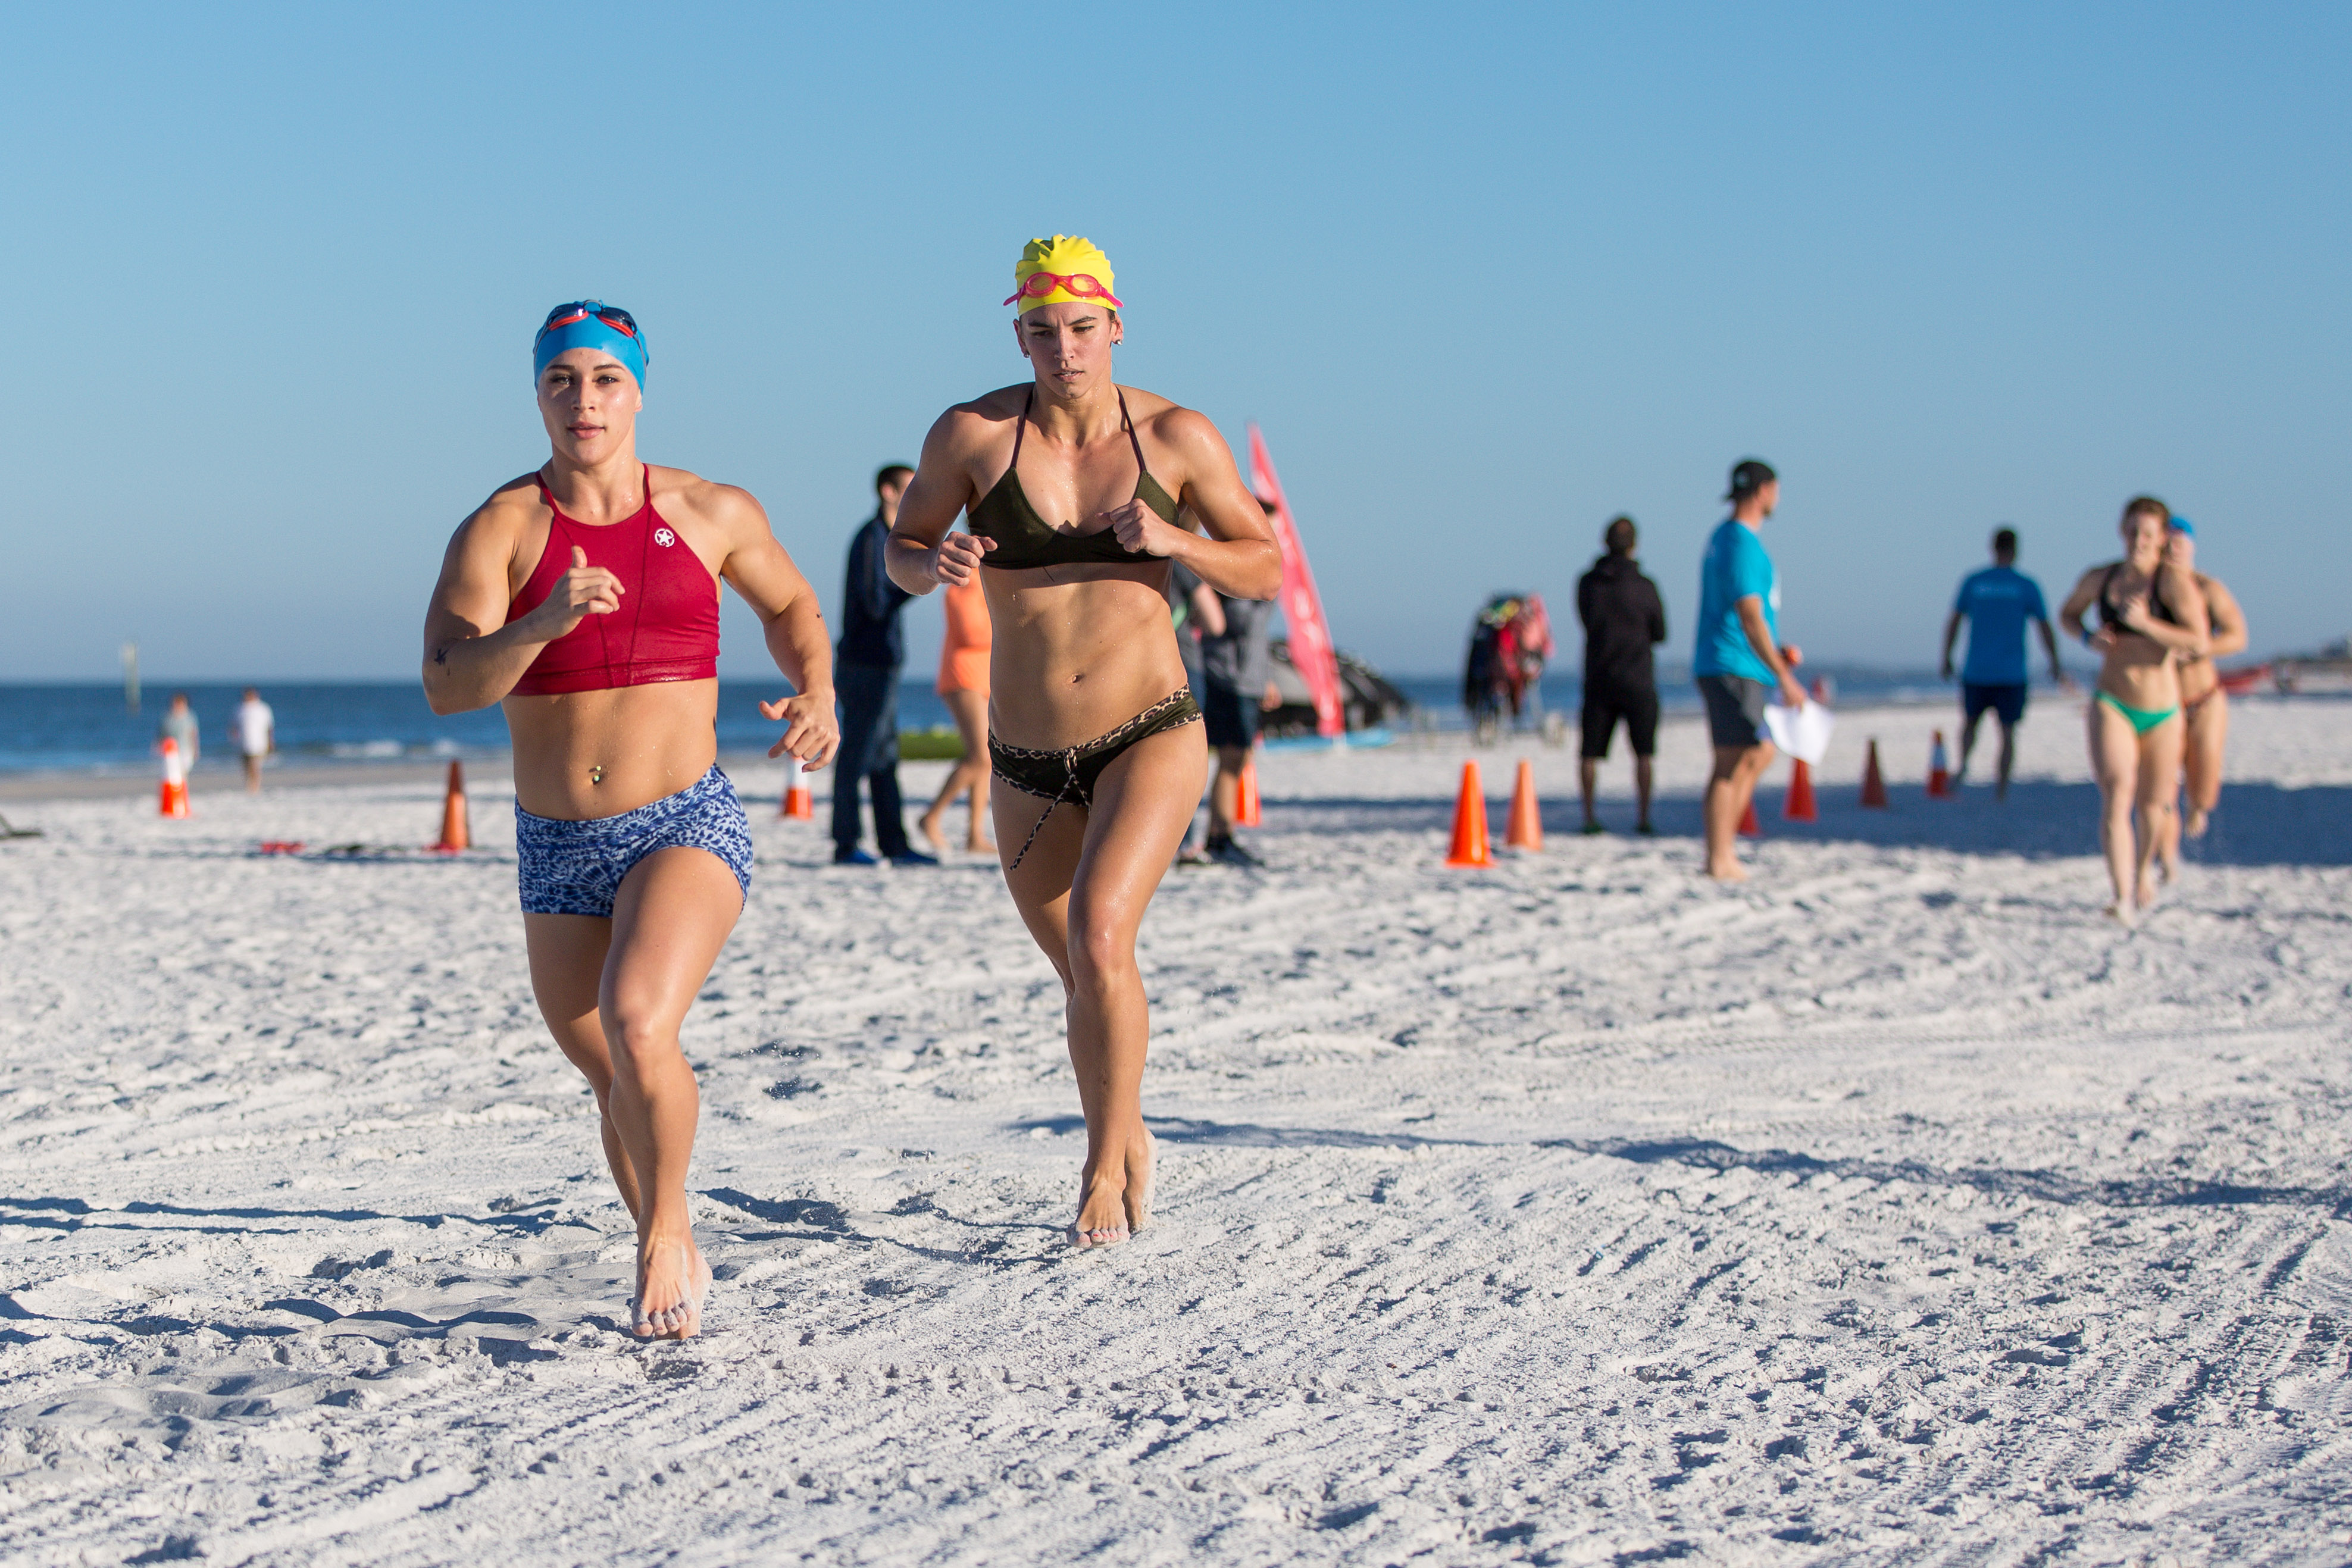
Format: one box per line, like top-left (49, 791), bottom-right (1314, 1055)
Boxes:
top-left (1575, 515), bottom-right (1668, 834)
top-left (832, 465), bottom-right (935, 866)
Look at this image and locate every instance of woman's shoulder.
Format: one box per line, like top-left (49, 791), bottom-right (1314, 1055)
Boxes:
top-left (940, 384), bottom-right (1031, 426)
top-left (925, 386), bottom-right (1029, 455)
top-left (1121, 386), bottom-right (1221, 455)
top-left (649, 464), bottom-right (767, 537)
top-left (459, 472), bottom-right (549, 537)
top-left (1119, 384), bottom-right (1202, 428)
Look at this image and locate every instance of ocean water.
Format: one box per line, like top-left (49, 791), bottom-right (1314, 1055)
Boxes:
top-left (0, 669), bottom-right (1974, 776)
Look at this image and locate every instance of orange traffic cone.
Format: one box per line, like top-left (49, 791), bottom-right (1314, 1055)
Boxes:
top-left (431, 759), bottom-right (470, 851)
top-left (780, 756), bottom-right (814, 819)
top-left (1783, 758), bottom-right (1818, 822)
top-left (1444, 760), bottom-right (1492, 867)
top-left (1928, 731), bottom-right (1953, 799)
top-left (1236, 752), bottom-right (1262, 827)
top-left (1505, 758), bottom-right (1543, 851)
top-left (1738, 796), bottom-right (1761, 837)
top-left (158, 737), bottom-right (190, 819)
top-left (1860, 740), bottom-right (1889, 808)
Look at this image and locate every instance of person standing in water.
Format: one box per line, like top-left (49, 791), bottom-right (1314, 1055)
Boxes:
top-left (1575, 515), bottom-right (1665, 835)
top-left (919, 534), bottom-right (996, 855)
top-left (2057, 497), bottom-right (2208, 923)
top-left (2157, 518), bottom-right (2247, 871)
top-left (1692, 461), bottom-right (1807, 881)
top-left (886, 237), bottom-right (1280, 1246)
top-left (423, 301), bottom-right (839, 1337)
top-left (1940, 527), bottom-right (2069, 799)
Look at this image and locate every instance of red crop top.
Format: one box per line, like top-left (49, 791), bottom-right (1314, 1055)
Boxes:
top-left (507, 468), bottom-right (720, 696)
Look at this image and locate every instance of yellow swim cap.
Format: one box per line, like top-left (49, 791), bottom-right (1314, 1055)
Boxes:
top-left (1003, 235), bottom-right (1122, 314)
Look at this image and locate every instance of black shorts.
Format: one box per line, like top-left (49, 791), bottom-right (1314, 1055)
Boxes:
top-left (1963, 682), bottom-right (2027, 727)
top-left (1200, 681), bottom-right (1259, 751)
top-left (1696, 674), bottom-right (1769, 750)
top-left (1580, 683), bottom-right (1659, 759)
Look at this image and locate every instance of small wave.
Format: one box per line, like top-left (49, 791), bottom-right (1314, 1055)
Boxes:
top-left (328, 740), bottom-right (405, 759)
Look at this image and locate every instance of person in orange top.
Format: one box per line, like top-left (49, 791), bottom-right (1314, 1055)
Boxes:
top-left (920, 543), bottom-right (996, 853)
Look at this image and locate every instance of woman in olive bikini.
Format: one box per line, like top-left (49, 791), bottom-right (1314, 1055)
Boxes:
top-left (886, 237), bottom-right (1280, 1246)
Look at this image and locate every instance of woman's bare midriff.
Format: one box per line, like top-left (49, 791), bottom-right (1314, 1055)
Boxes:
top-left (2097, 640), bottom-right (2181, 712)
top-left (981, 562), bottom-right (1189, 749)
top-left (2176, 656), bottom-right (2218, 704)
top-left (505, 680), bottom-right (721, 819)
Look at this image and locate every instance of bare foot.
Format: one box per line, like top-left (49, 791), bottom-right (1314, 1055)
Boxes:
top-left (2186, 808), bottom-right (2210, 840)
top-left (2104, 901), bottom-right (2137, 927)
top-left (1706, 859), bottom-right (1749, 882)
top-left (2136, 876), bottom-right (2162, 912)
top-left (1069, 1169), bottom-right (1133, 1249)
top-left (917, 812), bottom-right (949, 855)
top-left (965, 837), bottom-right (996, 855)
top-left (1124, 1132), bottom-right (1156, 1234)
top-left (633, 1233), bottom-right (709, 1339)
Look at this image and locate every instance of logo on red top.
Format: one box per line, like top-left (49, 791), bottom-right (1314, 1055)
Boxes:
top-left (653, 528), bottom-right (675, 547)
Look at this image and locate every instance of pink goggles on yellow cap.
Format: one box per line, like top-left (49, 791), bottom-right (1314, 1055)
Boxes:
top-left (1002, 271), bottom-right (1124, 309)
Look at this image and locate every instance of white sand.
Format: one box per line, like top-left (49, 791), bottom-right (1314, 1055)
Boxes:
top-left (2, 697), bottom-right (2348, 1566)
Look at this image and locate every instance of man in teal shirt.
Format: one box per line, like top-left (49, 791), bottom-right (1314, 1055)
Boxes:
top-left (1693, 460), bottom-right (1807, 881)
top-left (1940, 527), bottom-right (2069, 799)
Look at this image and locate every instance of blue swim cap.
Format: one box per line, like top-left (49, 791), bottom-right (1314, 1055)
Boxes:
top-left (533, 301), bottom-right (648, 388)
top-left (2169, 515), bottom-right (2195, 537)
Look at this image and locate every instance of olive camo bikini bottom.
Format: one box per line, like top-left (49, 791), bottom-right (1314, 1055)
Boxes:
top-left (989, 688), bottom-right (1202, 869)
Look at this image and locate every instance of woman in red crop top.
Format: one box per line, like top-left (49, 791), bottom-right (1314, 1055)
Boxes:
top-left (886, 239), bottom-right (1281, 1248)
top-left (422, 301), bottom-right (839, 1339)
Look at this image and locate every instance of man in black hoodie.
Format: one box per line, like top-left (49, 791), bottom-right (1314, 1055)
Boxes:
top-left (1576, 515), bottom-right (1668, 834)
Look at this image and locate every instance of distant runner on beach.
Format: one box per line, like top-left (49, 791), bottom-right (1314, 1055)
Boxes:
top-left (2057, 497), bottom-right (2208, 923)
top-left (1575, 515), bottom-right (1666, 835)
top-left (886, 236), bottom-right (1280, 1247)
top-left (1940, 527), bottom-right (2068, 799)
top-left (422, 301), bottom-right (838, 1338)
top-left (2158, 518), bottom-right (2247, 872)
top-left (1693, 461), bottom-right (1807, 881)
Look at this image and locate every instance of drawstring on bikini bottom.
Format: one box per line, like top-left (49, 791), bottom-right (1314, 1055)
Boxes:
top-left (1006, 753), bottom-right (1080, 872)
top-left (989, 688), bottom-right (1203, 872)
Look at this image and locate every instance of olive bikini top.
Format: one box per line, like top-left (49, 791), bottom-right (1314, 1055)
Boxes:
top-left (968, 388), bottom-right (1179, 570)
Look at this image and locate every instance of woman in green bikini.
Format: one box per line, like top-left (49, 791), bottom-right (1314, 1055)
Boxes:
top-left (2058, 497), bottom-right (2209, 924)
top-left (886, 237), bottom-right (1280, 1246)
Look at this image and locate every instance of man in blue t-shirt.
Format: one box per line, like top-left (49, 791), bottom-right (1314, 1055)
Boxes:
top-left (1939, 527), bottom-right (2069, 799)
top-left (1693, 459), bottom-right (1808, 881)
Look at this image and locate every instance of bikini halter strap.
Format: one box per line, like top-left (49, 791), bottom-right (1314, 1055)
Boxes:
top-left (1005, 387), bottom-right (1146, 487)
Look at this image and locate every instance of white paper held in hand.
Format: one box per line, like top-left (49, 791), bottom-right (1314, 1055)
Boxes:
top-left (1763, 699), bottom-right (1835, 765)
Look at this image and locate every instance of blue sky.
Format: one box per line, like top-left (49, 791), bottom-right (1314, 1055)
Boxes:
top-left (3, 3), bottom-right (2344, 682)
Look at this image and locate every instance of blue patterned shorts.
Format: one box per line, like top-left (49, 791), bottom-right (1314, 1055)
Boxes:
top-left (515, 765), bottom-right (752, 917)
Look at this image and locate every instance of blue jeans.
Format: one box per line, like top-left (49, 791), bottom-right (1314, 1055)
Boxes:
top-left (833, 663), bottom-right (908, 857)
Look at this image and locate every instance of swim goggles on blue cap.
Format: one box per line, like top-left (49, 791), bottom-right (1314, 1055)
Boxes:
top-left (2168, 516), bottom-right (2195, 537)
top-left (533, 301), bottom-right (648, 387)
